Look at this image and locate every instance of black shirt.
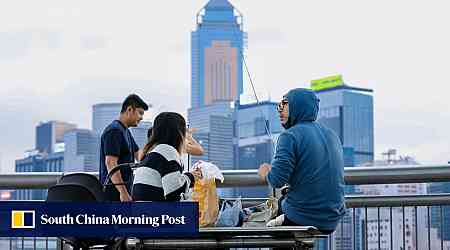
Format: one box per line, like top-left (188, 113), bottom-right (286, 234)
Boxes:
top-left (99, 120), bottom-right (138, 201)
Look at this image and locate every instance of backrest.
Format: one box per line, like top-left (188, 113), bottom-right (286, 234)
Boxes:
top-left (47, 184), bottom-right (97, 202)
top-left (58, 173), bottom-right (105, 202)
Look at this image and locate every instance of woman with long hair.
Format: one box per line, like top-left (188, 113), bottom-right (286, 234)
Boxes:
top-left (132, 112), bottom-right (202, 201)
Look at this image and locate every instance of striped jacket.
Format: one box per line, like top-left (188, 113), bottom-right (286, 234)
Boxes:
top-left (132, 144), bottom-right (194, 201)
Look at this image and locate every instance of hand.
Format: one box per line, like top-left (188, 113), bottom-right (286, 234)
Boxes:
top-left (258, 163), bottom-right (272, 182)
top-left (191, 167), bottom-right (203, 181)
top-left (186, 128), bottom-right (197, 140)
top-left (188, 128), bottom-right (198, 134)
top-left (120, 190), bottom-right (132, 202)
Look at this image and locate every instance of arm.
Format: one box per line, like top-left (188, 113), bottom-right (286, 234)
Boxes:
top-left (185, 137), bottom-right (204, 156)
top-left (185, 128), bottom-right (204, 156)
top-left (132, 136), bottom-right (140, 161)
top-left (103, 130), bottom-right (132, 201)
top-left (136, 149), bottom-right (144, 162)
top-left (105, 155), bottom-right (131, 201)
top-left (266, 133), bottom-right (297, 188)
top-left (161, 162), bottom-right (202, 201)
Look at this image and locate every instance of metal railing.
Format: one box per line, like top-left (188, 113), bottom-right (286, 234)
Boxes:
top-left (2, 164), bottom-right (450, 250)
top-left (2, 164), bottom-right (450, 189)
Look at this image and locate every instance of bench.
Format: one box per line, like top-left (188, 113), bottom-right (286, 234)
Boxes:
top-left (125, 226), bottom-right (327, 249)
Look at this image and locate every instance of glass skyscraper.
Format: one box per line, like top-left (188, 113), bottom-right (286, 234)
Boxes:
top-left (64, 129), bottom-right (100, 172)
top-left (92, 103), bottom-right (121, 135)
top-left (314, 80), bottom-right (373, 250)
top-left (36, 121), bottom-right (76, 154)
top-left (188, 102), bottom-right (235, 171)
top-left (315, 84), bottom-right (374, 165)
top-left (191, 0), bottom-right (246, 108)
top-left (15, 151), bottom-right (64, 200)
top-left (234, 101), bottom-right (283, 197)
top-left (189, 0), bottom-right (246, 191)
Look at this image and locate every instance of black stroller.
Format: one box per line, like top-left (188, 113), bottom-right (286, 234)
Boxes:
top-left (46, 163), bottom-right (139, 250)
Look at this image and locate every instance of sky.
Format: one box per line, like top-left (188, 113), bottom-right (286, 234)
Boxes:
top-left (0, 0), bottom-right (449, 172)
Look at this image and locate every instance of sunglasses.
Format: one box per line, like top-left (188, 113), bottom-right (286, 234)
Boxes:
top-left (277, 100), bottom-right (288, 112)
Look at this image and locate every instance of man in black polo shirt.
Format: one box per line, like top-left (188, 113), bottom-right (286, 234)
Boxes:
top-left (99, 94), bottom-right (149, 202)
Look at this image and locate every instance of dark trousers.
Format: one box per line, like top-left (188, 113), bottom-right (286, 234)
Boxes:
top-left (277, 193), bottom-right (335, 232)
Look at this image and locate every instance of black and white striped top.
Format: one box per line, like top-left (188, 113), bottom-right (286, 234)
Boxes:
top-left (132, 144), bottom-right (194, 201)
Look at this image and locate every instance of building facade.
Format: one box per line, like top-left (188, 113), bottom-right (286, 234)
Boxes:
top-left (36, 121), bottom-right (76, 154)
top-left (92, 103), bottom-right (121, 135)
top-left (188, 102), bottom-right (235, 171)
top-left (191, 0), bottom-right (246, 108)
top-left (63, 129), bottom-right (100, 172)
top-left (315, 84), bottom-right (374, 166)
top-left (15, 151), bottom-right (64, 200)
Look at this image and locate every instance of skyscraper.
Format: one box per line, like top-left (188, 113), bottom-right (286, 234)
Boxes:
top-left (15, 151), bottom-right (64, 200)
top-left (428, 182), bottom-right (450, 241)
top-left (92, 103), bottom-right (122, 135)
top-left (191, 0), bottom-right (246, 108)
top-left (312, 75), bottom-right (373, 250)
top-left (188, 102), bottom-right (234, 172)
top-left (358, 156), bottom-right (434, 250)
top-left (234, 100), bottom-right (283, 197)
top-left (63, 129), bottom-right (100, 172)
top-left (313, 75), bottom-right (374, 166)
top-left (36, 121), bottom-right (76, 154)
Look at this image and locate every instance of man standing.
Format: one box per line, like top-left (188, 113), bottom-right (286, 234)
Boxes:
top-left (99, 94), bottom-right (149, 202)
top-left (258, 88), bottom-right (345, 233)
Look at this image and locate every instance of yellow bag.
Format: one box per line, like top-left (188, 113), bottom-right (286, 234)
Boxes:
top-left (192, 178), bottom-right (219, 227)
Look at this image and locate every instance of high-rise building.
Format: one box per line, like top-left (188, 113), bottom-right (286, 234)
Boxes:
top-left (429, 181), bottom-right (450, 241)
top-left (15, 151), bottom-right (64, 200)
top-left (188, 102), bottom-right (235, 173)
top-left (312, 75), bottom-right (373, 250)
top-left (92, 103), bottom-right (122, 135)
top-left (129, 121), bottom-right (152, 149)
top-left (63, 129), bottom-right (100, 172)
top-left (353, 155), bottom-right (440, 250)
top-left (233, 101), bottom-right (283, 197)
top-left (191, 0), bottom-right (246, 108)
top-left (36, 121), bottom-right (76, 154)
top-left (313, 75), bottom-right (374, 166)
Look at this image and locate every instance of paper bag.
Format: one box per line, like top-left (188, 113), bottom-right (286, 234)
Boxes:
top-left (192, 178), bottom-right (219, 227)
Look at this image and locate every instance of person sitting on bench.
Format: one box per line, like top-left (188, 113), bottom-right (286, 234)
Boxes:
top-left (258, 88), bottom-right (345, 234)
top-left (132, 112), bottom-right (202, 201)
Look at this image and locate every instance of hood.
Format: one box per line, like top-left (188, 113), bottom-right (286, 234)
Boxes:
top-left (282, 88), bottom-right (320, 129)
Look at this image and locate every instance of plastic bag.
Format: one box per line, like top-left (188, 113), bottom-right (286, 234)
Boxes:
top-left (242, 196), bottom-right (278, 227)
top-left (216, 198), bottom-right (243, 227)
top-left (192, 161), bottom-right (224, 183)
top-left (192, 178), bottom-right (219, 227)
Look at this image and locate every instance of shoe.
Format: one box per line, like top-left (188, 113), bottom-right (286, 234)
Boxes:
top-left (266, 214), bottom-right (285, 227)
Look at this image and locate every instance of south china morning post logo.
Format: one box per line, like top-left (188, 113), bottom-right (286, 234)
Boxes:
top-left (11, 210), bottom-right (35, 229)
top-left (0, 202), bottom-right (197, 237)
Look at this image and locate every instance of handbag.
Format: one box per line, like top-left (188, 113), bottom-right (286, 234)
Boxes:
top-left (215, 198), bottom-right (243, 227)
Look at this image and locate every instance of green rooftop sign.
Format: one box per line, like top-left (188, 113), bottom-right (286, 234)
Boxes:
top-left (311, 75), bottom-right (344, 91)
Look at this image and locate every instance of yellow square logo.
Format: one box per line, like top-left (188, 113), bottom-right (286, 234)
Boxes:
top-left (11, 210), bottom-right (35, 229)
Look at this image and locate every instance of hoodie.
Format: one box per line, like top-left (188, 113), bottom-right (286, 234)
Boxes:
top-left (267, 88), bottom-right (346, 232)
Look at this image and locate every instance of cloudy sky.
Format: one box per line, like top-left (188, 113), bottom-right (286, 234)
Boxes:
top-left (0, 0), bottom-right (449, 172)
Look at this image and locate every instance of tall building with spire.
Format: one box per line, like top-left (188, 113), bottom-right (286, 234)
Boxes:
top-left (191, 0), bottom-right (246, 108)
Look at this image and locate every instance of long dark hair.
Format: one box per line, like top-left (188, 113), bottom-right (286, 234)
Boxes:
top-left (141, 112), bottom-right (186, 159)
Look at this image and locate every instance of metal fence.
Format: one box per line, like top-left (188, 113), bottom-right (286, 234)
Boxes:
top-left (1, 164), bottom-right (450, 250)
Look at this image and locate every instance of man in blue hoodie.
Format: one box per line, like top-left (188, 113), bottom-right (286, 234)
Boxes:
top-left (258, 88), bottom-right (345, 233)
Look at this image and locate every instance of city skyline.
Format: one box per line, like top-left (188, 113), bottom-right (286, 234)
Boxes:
top-left (1, 0), bottom-right (450, 171)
